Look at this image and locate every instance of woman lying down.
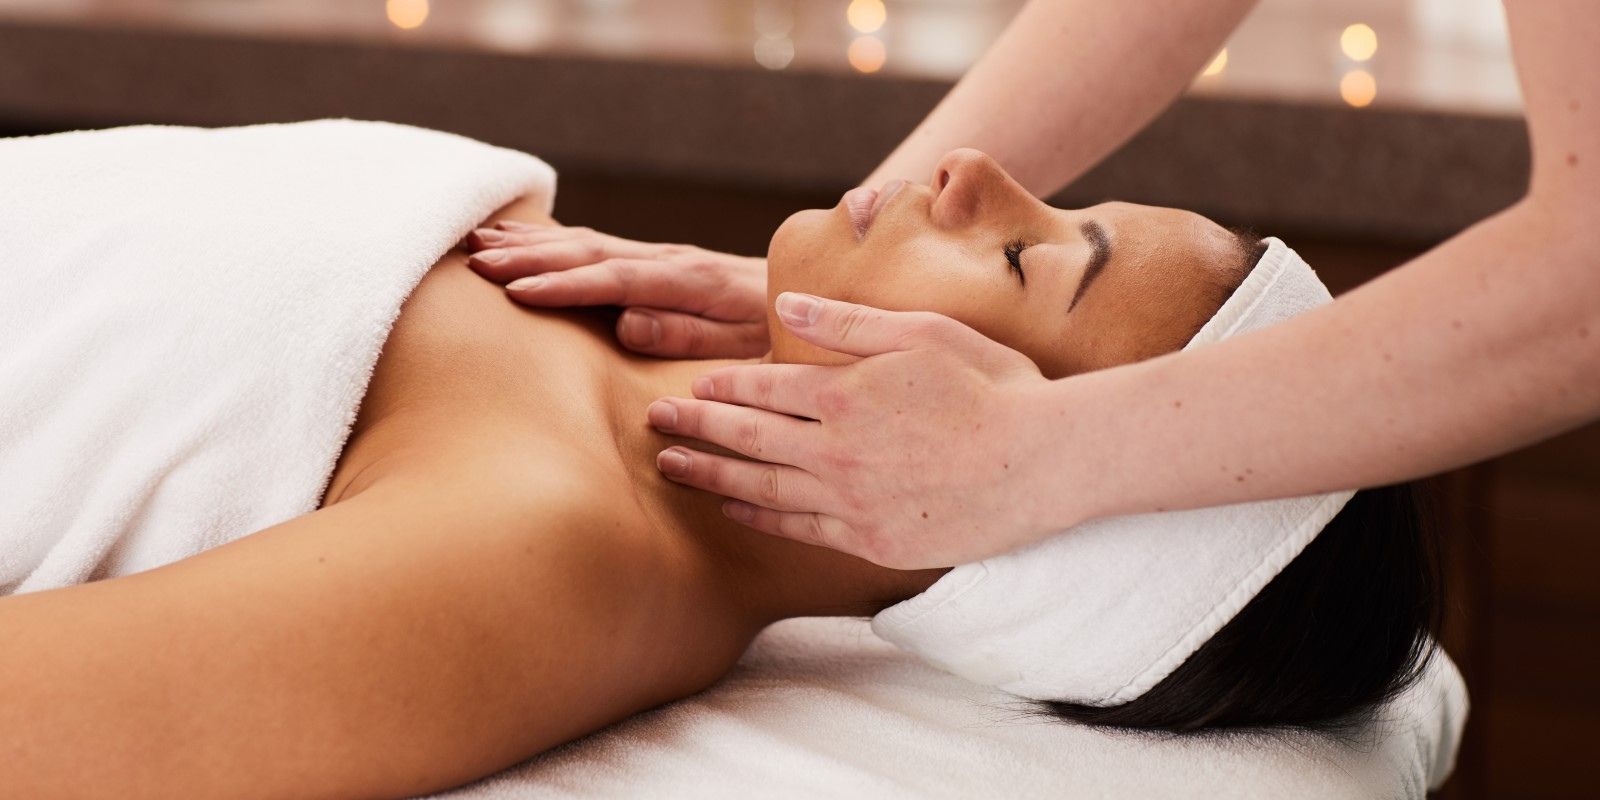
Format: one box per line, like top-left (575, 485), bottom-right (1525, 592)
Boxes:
top-left (0, 121), bottom-right (1440, 798)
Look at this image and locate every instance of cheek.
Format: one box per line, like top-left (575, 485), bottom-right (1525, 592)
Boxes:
top-left (851, 236), bottom-right (983, 309)
top-left (863, 239), bottom-right (1069, 376)
top-left (767, 221), bottom-right (1050, 370)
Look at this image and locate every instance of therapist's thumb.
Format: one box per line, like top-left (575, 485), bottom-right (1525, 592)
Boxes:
top-left (775, 292), bottom-right (961, 358)
top-left (617, 308), bottom-right (769, 359)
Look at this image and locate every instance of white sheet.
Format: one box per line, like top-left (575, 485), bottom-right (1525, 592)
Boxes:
top-left (429, 617), bottom-right (1466, 800)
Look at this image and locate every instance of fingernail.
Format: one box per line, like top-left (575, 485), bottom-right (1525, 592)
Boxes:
top-left (647, 399), bottom-right (678, 431)
top-left (473, 249), bottom-right (506, 265)
top-left (776, 292), bottom-right (820, 327)
top-left (691, 375), bottom-right (714, 399)
top-left (723, 501), bottom-right (754, 522)
top-left (621, 311), bottom-right (662, 347)
top-left (658, 448), bottom-right (690, 476)
top-left (495, 220), bottom-right (535, 231)
top-left (475, 229), bottom-right (505, 245)
top-left (507, 276), bottom-right (547, 291)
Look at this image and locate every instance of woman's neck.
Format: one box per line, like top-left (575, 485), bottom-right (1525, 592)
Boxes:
top-left (329, 251), bottom-right (944, 631)
top-left (616, 355), bottom-right (946, 626)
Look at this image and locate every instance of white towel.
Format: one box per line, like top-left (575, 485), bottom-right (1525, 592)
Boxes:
top-left (873, 238), bottom-right (1361, 705)
top-left (0, 120), bottom-right (554, 595)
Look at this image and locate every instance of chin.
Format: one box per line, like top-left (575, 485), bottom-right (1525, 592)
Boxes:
top-left (765, 208), bottom-right (859, 368)
top-left (766, 206), bottom-right (845, 302)
top-left (767, 207), bottom-right (835, 264)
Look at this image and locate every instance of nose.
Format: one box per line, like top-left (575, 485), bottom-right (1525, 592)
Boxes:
top-left (929, 148), bottom-right (1031, 228)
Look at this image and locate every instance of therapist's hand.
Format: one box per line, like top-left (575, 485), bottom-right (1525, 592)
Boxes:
top-left (647, 292), bottom-right (1052, 569)
top-left (465, 221), bottom-right (769, 358)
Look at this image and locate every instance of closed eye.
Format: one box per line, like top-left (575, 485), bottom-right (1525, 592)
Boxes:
top-left (1003, 239), bottom-right (1028, 286)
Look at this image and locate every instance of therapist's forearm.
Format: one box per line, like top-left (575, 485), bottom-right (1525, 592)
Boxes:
top-left (1018, 195), bottom-right (1600, 531)
top-left (864, 0), bottom-right (1256, 196)
top-left (1011, 0), bottom-right (1600, 532)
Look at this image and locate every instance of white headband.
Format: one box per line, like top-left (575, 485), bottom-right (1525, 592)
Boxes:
top-left (871, 238), bottom-right (1354, 705)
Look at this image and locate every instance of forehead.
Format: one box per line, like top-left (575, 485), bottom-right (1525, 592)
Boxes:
top-left (1099, 201), bottom-right (1234, 253)
top-left (1047, 201), bottom-right (1245, 371)
top-left (1084, 202), bottom-right (1242, 284)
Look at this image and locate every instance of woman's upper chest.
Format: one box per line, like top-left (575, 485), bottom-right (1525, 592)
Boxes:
top-left (326, 257), bottom-right (639, 505)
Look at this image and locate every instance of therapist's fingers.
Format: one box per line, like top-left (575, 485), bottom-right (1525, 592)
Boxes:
top-left (470, 225), bottom-right (650, 254)
top-left (616, 309), bottom-right (769, 359)
top-left (502, 259), bottom-right (681, 307)
top-left (718, 501), bottom-right (854, 553)
top-left (773, 292), bottom-right (969, 358)
top-left (688, 363), bottom-right (836, 418)
top-left (468, 225), bottom-right (559, 249)
top-left (467, 238), bottom-right (660, 283)
top-left (492, 219), bottom-right (550, 232)
top-left (492, 219), bottom-right (558, 234)
top-left (468, 225), bottom-right (572, 253)
top-left (649, 396), bottom-right (818, 460)
top-left (654, 447), bottom-right (829, 514)
top-left (504, 256), bottom-right (758, 322)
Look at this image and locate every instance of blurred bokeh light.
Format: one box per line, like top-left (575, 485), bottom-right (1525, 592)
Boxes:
top-left (847, 34), bottom-right (885, 74)
top-left (385, 0), bottom-right (428, 31)
top-left (1340, 23), bottom-right (1378, 61)
top-left (1340, 68), bottom-right (1377, 106)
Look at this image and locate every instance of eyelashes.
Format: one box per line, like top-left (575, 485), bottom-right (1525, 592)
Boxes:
top-left (1003, 239), bottom-right (1029, 285)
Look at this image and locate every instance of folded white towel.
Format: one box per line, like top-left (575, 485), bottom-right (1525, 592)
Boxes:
top-left (0, 120), bottom-right (554, 595)
top-left (872, 238), bottom-right (1359, 705)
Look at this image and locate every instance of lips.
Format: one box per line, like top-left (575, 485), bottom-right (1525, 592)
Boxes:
top-left (844, 186), bottom-right (877, 240)
top-left (844, 179), bottom-right (907, 240)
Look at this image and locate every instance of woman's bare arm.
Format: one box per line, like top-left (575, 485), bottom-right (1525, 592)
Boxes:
top-left (0, 455), bottom-right (737, 799)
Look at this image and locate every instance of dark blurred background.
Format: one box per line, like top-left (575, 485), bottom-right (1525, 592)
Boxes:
top-left (1, 2), bottom-right (1591, 797)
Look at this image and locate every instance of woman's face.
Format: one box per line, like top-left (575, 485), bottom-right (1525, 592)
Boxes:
top-left (767, 149), bottom-right (1250, 378)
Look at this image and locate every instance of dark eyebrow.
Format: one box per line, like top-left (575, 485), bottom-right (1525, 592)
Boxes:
top-left (1068, 220), bottom-right (1111, 312)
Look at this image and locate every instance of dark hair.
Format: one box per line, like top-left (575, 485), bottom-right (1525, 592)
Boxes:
top-left (1042, 482), bottom-right (1441, 733)
top-left (1042, 234), bottom-right (1444, 733)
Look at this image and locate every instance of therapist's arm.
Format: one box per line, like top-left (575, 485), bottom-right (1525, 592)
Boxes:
top-left (863, 0), bottom-right (1257, 196)
top-left (648, 0), bottom-right (1600, 568)
top-left (1030, 0), bottom-right (1600, 531)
